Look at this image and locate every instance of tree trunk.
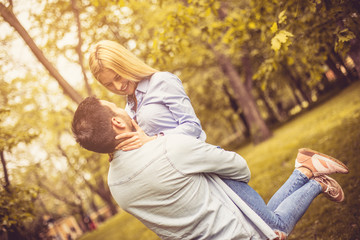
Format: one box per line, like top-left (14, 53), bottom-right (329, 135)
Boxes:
top-left (80, 174), bottom-right (118, 216)
top-left (215, 51), bottom-right (271, 143)
top-left (214, 2), bottom-right (271, 143)
top-left (58, 145), bottom-right (119, 216)
top-left (242, 49), bottom-right (253, 92)
top-left (262, 90), bottom-right (287, 124)
top-left (222, 84), bottom-right (250, 138)
top-left (92, 176), bottom-right (119, 216)
top-left (282, 64), bottom-right (311, 104)
top-left (325, 57), bottom-right (348, 88)
top-left (0, 3), bottom-right (83, 104)
top-left (1, 151), bottom-right (11, 193)
top-left (330, 49), bottom-right (354, 83)
top-left (349, 38), bottom-right (360, 79)
top-left (71, 0), bottom-right (93, 96)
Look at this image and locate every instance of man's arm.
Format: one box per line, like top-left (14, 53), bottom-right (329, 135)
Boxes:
top-left (165, 135), bottom-right (251, 182)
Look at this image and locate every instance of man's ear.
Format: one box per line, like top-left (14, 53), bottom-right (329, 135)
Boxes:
top-left (111, 116), bottom-right (126, 129)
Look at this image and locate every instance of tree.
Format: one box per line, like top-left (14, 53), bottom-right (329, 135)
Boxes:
top-left (256, 0), bottom-right (359, 95)
top-left (0, 78), bottom-right (39, 239)
top-left (147, 0), bottom-right (273, 143)
top-left (0, 1), bottom-right (83, 104)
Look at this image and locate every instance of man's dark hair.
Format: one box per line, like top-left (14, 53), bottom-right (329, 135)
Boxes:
top-left (72, 96), bottom-right (117, 153)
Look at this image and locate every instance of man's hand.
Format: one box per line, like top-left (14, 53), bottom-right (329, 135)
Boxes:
top-left (115, 119), bottom-right (156, 151)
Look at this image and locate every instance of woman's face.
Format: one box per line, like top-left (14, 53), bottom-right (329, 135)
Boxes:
top-left (98, 68), bottom-right (137, 95)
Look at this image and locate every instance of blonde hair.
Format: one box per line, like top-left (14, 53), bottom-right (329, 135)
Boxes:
top-left (89, 40), bottom-right (158, 83)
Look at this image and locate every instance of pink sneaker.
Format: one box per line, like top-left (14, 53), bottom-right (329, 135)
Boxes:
top-left (295, 148), bottom-right (348, 176)
top-left (314, 175), bottom-right (345, 202)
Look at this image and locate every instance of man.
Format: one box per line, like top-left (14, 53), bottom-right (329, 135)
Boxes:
top-left (72, 96), bottom-right (348, 240)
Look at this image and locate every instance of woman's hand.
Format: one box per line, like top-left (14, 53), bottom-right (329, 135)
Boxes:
top-left (115, 119), bottom-right (156, 151)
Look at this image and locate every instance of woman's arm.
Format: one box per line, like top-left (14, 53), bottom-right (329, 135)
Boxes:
top-left (154, 72), bottom-right (205, 139)
top-left (118, 72), bottom-right (206, 151)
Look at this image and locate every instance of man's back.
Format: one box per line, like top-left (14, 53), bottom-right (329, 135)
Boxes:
top-left (108, 135), bottom-right (262, 240)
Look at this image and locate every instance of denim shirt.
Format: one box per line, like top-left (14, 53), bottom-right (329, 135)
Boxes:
top-left (125, 72), bottom-right (206, 141)
top-left (108, 135), bottom-right (269, 240)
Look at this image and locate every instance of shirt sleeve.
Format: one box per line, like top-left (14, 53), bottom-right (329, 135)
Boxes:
top-left (166, 135), bottom-right (251, 182)
top-left (154, 73), bottom-right (204, 139)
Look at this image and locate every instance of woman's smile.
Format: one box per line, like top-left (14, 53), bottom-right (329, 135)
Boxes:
top-left (121, 82), bottom-right (129, 91)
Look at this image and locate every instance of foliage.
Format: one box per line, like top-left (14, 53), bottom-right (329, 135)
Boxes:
top-left (0, 79), bottom-right (39, 152)
top-left (257, 0), bottom-right (359, 84)
top-left (0, 75), bottom-right (48, 238)
top-left (10, 0), bottom-right (358, 143)
top-left (0, 184), bottom-right (38, 234)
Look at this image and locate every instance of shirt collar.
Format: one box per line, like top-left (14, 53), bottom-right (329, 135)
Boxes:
top-left (136, 78), bottom-right (150, 94)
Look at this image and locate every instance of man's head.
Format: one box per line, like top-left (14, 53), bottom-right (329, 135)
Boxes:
top-left (72, 96), bottom-right (133, 153)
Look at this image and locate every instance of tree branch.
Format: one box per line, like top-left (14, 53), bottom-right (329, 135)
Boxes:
top-left (71, 0), bottom-right (93, 96)
top-left (0, 3), bottom-right (83, 104)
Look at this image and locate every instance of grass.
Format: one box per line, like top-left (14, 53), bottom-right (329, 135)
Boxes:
top-left (79, 81), bottom-right (360, 240)
top-left (78, 211), bottom-right (160, 240)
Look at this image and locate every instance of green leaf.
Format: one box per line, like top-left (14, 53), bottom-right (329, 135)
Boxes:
top-left (337, 29), bottom-right (355, 42)
top-left (271, 30), bottom-right (293, 51)
top-left (205, 7), bottom-right (212, 16)
top-left (271, 38), bottom-right (281, 51)
top-left (278, 10), bottom-right (287, 24)
top-left (277, 30), bottom-right (293, 42)
top-left (248, 21), bottom-right (256, 29)
top-left (270, 22), bottom-right (278, 33)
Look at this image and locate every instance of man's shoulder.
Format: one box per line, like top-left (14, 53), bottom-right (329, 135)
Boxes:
top-left (164, 134), bottom-right (200, 144)
top-left (109, 138), bottom-right (167, 185)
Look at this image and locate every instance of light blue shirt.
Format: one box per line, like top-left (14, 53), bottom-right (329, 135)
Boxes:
top-left (125, 72), bottom-right (206, 140)
top-left (108, 135), bottom-right (272, 240)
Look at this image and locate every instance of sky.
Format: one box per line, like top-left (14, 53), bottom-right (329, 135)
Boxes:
top-left (2, 0), bottom-right (83, 87)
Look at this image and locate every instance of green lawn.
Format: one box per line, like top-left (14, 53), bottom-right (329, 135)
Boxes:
top-left (80, 81), bottom-right (360, 240)
top-left (78, 211), bottom-right (160, 240)
top-left (242, 81), bottom-right (360, 239)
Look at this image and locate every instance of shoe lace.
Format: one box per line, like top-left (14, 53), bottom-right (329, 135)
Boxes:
top-left (320, 177), bottom-right (339, 197)
top-left (325, 186), bottom-right (338, 196)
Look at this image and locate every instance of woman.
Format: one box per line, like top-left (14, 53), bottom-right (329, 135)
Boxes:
top-left (89, 40), bottom-right (205, 151)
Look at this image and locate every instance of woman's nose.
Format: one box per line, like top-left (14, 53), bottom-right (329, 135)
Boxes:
top-left (113, 81), bottom-right (123, 91)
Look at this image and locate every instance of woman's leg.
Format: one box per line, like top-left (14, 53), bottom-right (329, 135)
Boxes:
top-left (270, 179), bottom-right (322, 233)
top-left (222, 178), bottom-right (269, 214)
top-left (222, 169), bottom-right (322, 234)
top-left (222, 169), bottom-right (309, 222)
top-left (267, 169), bottom-right (310, 211)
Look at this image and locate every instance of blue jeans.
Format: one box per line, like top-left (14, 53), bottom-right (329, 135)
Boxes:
top-left (222, 169), bottom-right (322, 234)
